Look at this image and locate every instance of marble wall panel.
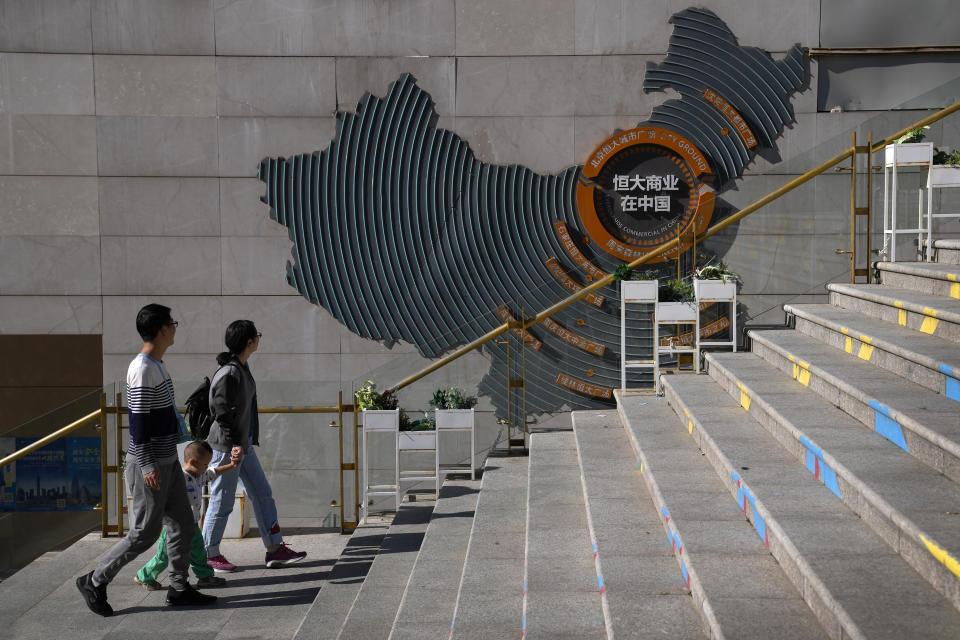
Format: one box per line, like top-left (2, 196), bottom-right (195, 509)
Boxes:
top-left (456, 0), bottom-right (575, 56)
top-left (0, 176), bottom-right (99, 236)
top-left (0, 53), bottom-right (94, 114)
top-left (0, 115), bottom-right (97, 175)
top-left (96, 116), bottom-right (218, 176)
top-left (0, 0), bottom-right (92, 53)
top-left (93, 55), bottom-right (216, 117)
top-left (221, 236), bottom-right (300, 295)
top-left (0, 296), bottom-right (102, 334)
top-left (216, 57), bottom-right (336, 117)
top-left (452, 116), bottom-right (575, 175)
top-left (256, 413), bottom-right (342, 470)
top-left (213, 0), bottom-right (455, 57)
top-left (266, 468), bottom-right (340, 520)
top-left (0, 235), bottom-right (100, 295)
top-left (241, 353), bottom-right (342, 385)
top-left (219, 178), bottom-right (289, 238)
top-left (574, 0), bottom-right (819, 55)
top-left (99, 177), bottom-right (219, 237)
top-left (456, 56), bottom-right (661, 117)
top-left (101, 295), bottom-right (222, 355)
top-left (100, 236), bottom-right (221, 295)
top-left (336, 57), bottom-right (456, 117)
top-left (103, 353), bottom-right (217, 386)
top-left (220, 295), bottom-right (342, 355)
top-left (217, 117), bottom-right (336, 178)
top-left (91, 0), bottom-right (215, 55)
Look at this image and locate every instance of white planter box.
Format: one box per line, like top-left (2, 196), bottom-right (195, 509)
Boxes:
top-left (621, 280), bottom-right (658, 301)
top-left (885, 142), bottom-right (933, 167)
top-left (398, 430), bottom-right (437, 450)
top-left (435, 408), bottom-right (474, 429)
top-left (362, 409), bottom-right (399, 431)
top-left (657, 301), bottom-right (697, 322)
top-left (694, 278), bottom-right (736, 300)
top-left (930, 165), bottom-right (960, 188)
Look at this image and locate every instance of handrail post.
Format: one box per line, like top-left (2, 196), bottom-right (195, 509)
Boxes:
top-left (98, 392), bottom-right (108, 537)
top-left (116, 390), bottom-right (124, 538)
top-left (850, 131), bottom-right (858, 283)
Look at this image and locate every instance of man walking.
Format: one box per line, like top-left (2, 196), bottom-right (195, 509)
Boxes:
top-left (76, 304), bottom-right (216, 615)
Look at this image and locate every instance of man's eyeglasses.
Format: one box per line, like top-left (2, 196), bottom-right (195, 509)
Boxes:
top-left (167, 320), bottom-right (179, 327)
top-left (256, 332), bottom-right (263, 338)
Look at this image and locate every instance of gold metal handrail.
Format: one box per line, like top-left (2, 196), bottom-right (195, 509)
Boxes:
top-left (387, 98), bottom-right (960, 394)
top-left (0, 408), bottom-right (103, 467)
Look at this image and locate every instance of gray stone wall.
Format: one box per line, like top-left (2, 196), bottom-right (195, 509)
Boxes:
top-left (2, 0), bottom-right (958, 522)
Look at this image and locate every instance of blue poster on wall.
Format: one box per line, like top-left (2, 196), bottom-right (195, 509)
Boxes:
top-left (66, 438), bottom-right (101, 511)
top-left (14, 438), bottom-right (67, 511)
top-left (0, 437), bottom-right (15, 510)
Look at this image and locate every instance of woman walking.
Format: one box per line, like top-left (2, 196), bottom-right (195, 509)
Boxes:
top-left (202, 319), bottom-right (307, 571)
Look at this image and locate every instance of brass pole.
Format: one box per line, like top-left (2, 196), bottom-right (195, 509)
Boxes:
top-left (850, 131), bottom-right (858, 283)
top-left (867, 131), bottom-right (873, 283)
top-left (0, 409), bottom-right (103, 467)
top-left (352, 403), bottom-right (360, 531)
top-left (389, 98), bottom-right (960, 394)
top-left (98, 393), bottom-right (108, 537)
top-left (116, 391), bottom-right (124, 538)
top-left (337, 390), bottom-right (345, 532)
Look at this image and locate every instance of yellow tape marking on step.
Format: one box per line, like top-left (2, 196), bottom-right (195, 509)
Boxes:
top-left (791, 358), bottom-right (811, 387)
top-left (894, 301), bottom-right (906, 326)
top-left (683, 408), bottom-right (693, 434)
top-left (952, 283), bottom-right (960, 299)
top-left (921, 308), bottom-right (939, 334)
top-left (858, 335), bottom-right (874, 361)
top-left (840, 328), bottom-right (853, 354)
top-left (919, 535), bottom-right (960, 581)
top-left (949, 274), bottom-right (958, 282)
top-left (736, 382), bottom-right (751, 411)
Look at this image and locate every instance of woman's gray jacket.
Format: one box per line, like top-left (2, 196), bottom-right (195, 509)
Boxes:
top-left (206, 358), bottom-right (260, 453)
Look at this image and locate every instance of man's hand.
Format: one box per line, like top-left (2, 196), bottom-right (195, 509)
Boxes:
top-left (143, 469), bottom-right (161, 490)
top-left (230, 446), bottom-right (244, 465)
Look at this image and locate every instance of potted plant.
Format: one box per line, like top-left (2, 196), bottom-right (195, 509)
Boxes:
top-left (885, 126), bottom-right (933, 167)
top-left (355, 380), bottom-right (401, 431)
top-left (693, 262), bottom-right (740, 300)
top-left (930, 147), bottom-right (960, 187)
top-left (658, 278), bottom-right (697, 322)
top-left (615, 265), bottom-right (658, 301)
top-left (431, 387), bottom-right (477, 429)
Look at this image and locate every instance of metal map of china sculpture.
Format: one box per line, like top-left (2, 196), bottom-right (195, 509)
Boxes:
top-left (258, 8), bottom-right (807, 419)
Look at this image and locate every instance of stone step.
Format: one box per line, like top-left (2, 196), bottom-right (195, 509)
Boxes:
top-left (784, 302), bottom-right (960, 401)
top-left (661, 374), bottom-right (960, 639)
top-left (827, 282), bottom-right (960, 344)
top-left (615, 390), bottom-right (827, 640)
top-left (521, 432), bottom-right (606, 640)
top-left (449, 455), bottom-right (528, 640)
top-left (293, 522), bottom-right (391, 640)
top-left (334, 500), bottom-right (434, 640)
top-left (706, 351), bottom-right (960, 613)
top-left (933, 239), bottom-right (960, 265)
top-left (748, 328), bottom-right (960, 482)
top-left (571, 410), bottom-right (705, 639)
top-left (388, 480), bottom-right (481, 640)
top-left (876, 261), bottom-right (960, 298)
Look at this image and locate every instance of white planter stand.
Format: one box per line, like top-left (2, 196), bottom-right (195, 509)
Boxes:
top-left (883, 142), bottom-right (933, 261)
top-left (620, 280), bottom-right (658, 390)
top-left (656, 301), bottom-right (700, 377)
top-left (436, 408), bottom-right (475, 480)
top-left (925, 165), bottom-right (960, 261)
top-left (694, 279), bottom-right (737, 353)
top-left (361, 409), bottom-right (439, 523)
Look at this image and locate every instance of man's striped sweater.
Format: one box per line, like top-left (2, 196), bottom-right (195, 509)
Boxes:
top-left (126, 354), bottom-right (179, 474)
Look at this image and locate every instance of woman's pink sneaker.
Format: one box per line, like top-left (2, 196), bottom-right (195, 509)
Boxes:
top-left (207, 554), bottom-right (237, 573)
top-left (265, 543), bottom-right (307, 568)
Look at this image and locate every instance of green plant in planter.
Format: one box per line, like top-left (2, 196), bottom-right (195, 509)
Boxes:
top-left (613, 265), bottom-right (660, 281)
top-left (934, 148), bottom-right (960, 165)
top-left (658, 278), bottom-right (695, 302)
top-left (429, 386), bottom-right (478, 410)
top-left (894, 126), bottom-right (929, 144)
top-left (695, 261), bottom-right (741, 284)
top-left (355, 380), bottom-right (413, 430)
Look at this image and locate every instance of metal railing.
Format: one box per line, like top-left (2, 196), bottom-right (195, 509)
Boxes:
top-left (387, 98), bottom-right (960, 394)
top-left (1, 392), bottom-right (362, 536)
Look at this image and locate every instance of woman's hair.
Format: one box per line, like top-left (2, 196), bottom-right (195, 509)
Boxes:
top-left (217, 319), bottom-right (258, 365)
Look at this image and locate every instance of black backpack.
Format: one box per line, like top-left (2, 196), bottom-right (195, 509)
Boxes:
top-left (184, 377), bottom-right (214, 440)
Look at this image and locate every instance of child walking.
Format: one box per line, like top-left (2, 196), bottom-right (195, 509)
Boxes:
top-left (134, 441), bottom-right (237, 590)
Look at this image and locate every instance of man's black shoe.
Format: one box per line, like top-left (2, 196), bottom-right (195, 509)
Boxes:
top-left (165, 583), bottom-right (218, 607)
top-left (76, 571), bottom-right (113, 617)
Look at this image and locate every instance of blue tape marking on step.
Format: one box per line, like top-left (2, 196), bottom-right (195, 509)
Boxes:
top-left (941, 365), bottom-right (960, 402)
top-left (869, 400), bottom-right (909, 451)
top-left (819, 463), bottom-right (842, 499)
top-left (597, 574), bottom-right (604, 592)
top-left (798, 435), bottom-right (842, 499)
top-left (680, 559), bottom-right (689, 586)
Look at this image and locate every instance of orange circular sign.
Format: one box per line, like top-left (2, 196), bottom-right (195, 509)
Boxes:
top-left (576, 126), bottom-right (716, 263)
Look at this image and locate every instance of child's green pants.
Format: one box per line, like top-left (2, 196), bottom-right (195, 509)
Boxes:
top-left (137, 523), bottom-right (214, 582)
